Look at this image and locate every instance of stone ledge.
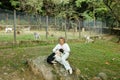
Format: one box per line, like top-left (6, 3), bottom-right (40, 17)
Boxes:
top-left (27, 56), bottom-right (81, 80)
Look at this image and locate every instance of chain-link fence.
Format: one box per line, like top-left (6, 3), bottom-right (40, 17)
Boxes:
top-left (0, 8), bottom-right (108, 42)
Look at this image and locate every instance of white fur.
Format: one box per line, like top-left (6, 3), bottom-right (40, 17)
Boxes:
top-left (55, 50), bottom-right (63, 57)
top-left (84, 35), bottom-right (94, 43)
top-left (34, 32), bottom-right (40, 40)
top-left (23, 27), bottom-right (30, 31)
top-left (5, 28), bottom-right (12, 33)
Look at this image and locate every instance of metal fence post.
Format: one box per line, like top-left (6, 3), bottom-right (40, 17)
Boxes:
top-left (6, 13), bottom-right (8, 24)
top-left (65, 19), bottom-right (67, 39)
top-left (78, 19), bottom-right (81, 39)
top-left (39, 15), bottom-right (41, 29)
top-left (55, 16), bottom-right (56, 26)
top-left (13, 10), bottom-right (16, 43)
top-left (46, 15), bottom-right (48, 39)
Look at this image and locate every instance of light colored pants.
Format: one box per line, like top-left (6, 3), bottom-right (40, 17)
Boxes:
top-left (55, 52), bottom-right (72, 70)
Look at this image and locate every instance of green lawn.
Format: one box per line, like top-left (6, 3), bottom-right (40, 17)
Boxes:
top-left (0, 30), bottom-right (80, 42)
top-left (0, 40), bottom-right (120, 80)
top-left (70, 40), bottom-right (120, 79)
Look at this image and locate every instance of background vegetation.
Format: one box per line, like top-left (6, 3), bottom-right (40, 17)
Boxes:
top-left (0, 0), bottom-right (120, 28)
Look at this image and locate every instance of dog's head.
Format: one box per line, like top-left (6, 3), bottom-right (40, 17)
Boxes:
top-left (55, 49), bottom-right (63, 54)
top-left (59, 49), bottom-right (64, 53)
top-left (55, 50), bottom-right (60, 54)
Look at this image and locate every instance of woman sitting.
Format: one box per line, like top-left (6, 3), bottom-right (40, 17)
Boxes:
top-left (47, 37), bottom-right (72, 74)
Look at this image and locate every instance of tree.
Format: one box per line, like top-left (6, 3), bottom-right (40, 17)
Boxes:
top-left (75, 0), bottom-right (107, 20)
top-left (0, 2), bottom-right (2, 5)
top-left (52, 0), bottom-right (69, 4)
top-left (42, 0), bottom-right (56, 16)
top-left (10, 0), bottom-right (20, 9)
top-left (103, 0), bottom-right (120, 27)
top-left (19, 0), bottom-right (43, 14)
top-left (0, 0), bottom-right (15, 10)
top-left (103, 0), bottom-right (120, 42)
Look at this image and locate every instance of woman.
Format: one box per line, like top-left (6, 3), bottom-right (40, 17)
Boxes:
top-left (53, 37), bottom-right (72, 74)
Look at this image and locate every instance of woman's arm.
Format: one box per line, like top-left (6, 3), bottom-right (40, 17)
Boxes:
top-left (64, 43), bottom-right (70, 53)
top-left (53, 44), bottom-right (59, 52)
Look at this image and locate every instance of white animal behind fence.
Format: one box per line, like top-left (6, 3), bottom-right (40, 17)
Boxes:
top-left (34, 32), bottom-right (40, 40)
top-left (84, 35), bottom-right (94, 43)
top-left (5, 27), bottom-right (13, 33)
top-left (23, 26), bottom-right (31, 31)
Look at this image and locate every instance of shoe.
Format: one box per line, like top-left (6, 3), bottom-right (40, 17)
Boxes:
top-left (51, 61), bottom-right (57, 64)
top-left (68, 68), bottom-right (72, 74)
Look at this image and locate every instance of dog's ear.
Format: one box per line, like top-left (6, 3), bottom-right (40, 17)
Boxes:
top-left (59, 49), bottom-right (64, 53)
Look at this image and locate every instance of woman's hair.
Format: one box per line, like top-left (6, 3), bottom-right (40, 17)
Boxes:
top-left (58, 37), bottom-right (66, 43)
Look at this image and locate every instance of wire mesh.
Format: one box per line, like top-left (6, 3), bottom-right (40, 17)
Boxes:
top-left (0, 8), bottom-right (108, 42)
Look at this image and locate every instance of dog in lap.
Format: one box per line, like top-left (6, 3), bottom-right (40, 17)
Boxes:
top-left (47, 49), bottom-right (64, 64)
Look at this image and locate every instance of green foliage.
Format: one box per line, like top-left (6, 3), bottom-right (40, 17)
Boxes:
top-left (81, 11), bottom-right (93, 20)
top-left (57, 11), bottom-right (67, 18)
top-left (95, 7), bottom-right (107, 13)
top-left (1, 0), bottom-right (119, 28)
top-left (6, 0), bottom-right (108, 22)
top-left (10, 0), bottom-right (20, 8)
top-left (103, 0), bottom-right (120, 26)
top-left (52, 0), bottom-right (69, 5)
top-left (0, 20), bottom-right (6, 25)
top-left (0, 2), bottom-right (2, 5)
top-left (19, 0), bottom-right (43, 14)
top-left (42, 0), bottom-right (56, 16)
top-left (111, 1), bottom-right (120, 22)
top-left (75, 0), bottom-right (91, 7)
top-left (75, 0), bottom-right (108, 21)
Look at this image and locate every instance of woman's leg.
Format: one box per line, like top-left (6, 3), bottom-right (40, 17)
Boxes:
top-left (54, 55), bottom-right (62, 64)
top-left (54, 53), bottom-right (72, 74)
top-left (61, 53), bottom-right (72, 74)
top-left (61, 53), bottom-right (70, 70)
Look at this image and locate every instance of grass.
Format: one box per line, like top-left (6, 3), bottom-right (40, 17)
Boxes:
top-left (0, 30), bottom-right (82, 42)
top-left (69, 41), bottom-right (120, 79)
top-left (0, 40), bottom-right (120, 80)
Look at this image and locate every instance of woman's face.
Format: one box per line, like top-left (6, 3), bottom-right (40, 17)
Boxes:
top-left (59, 39), bottom-right (65, 45)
